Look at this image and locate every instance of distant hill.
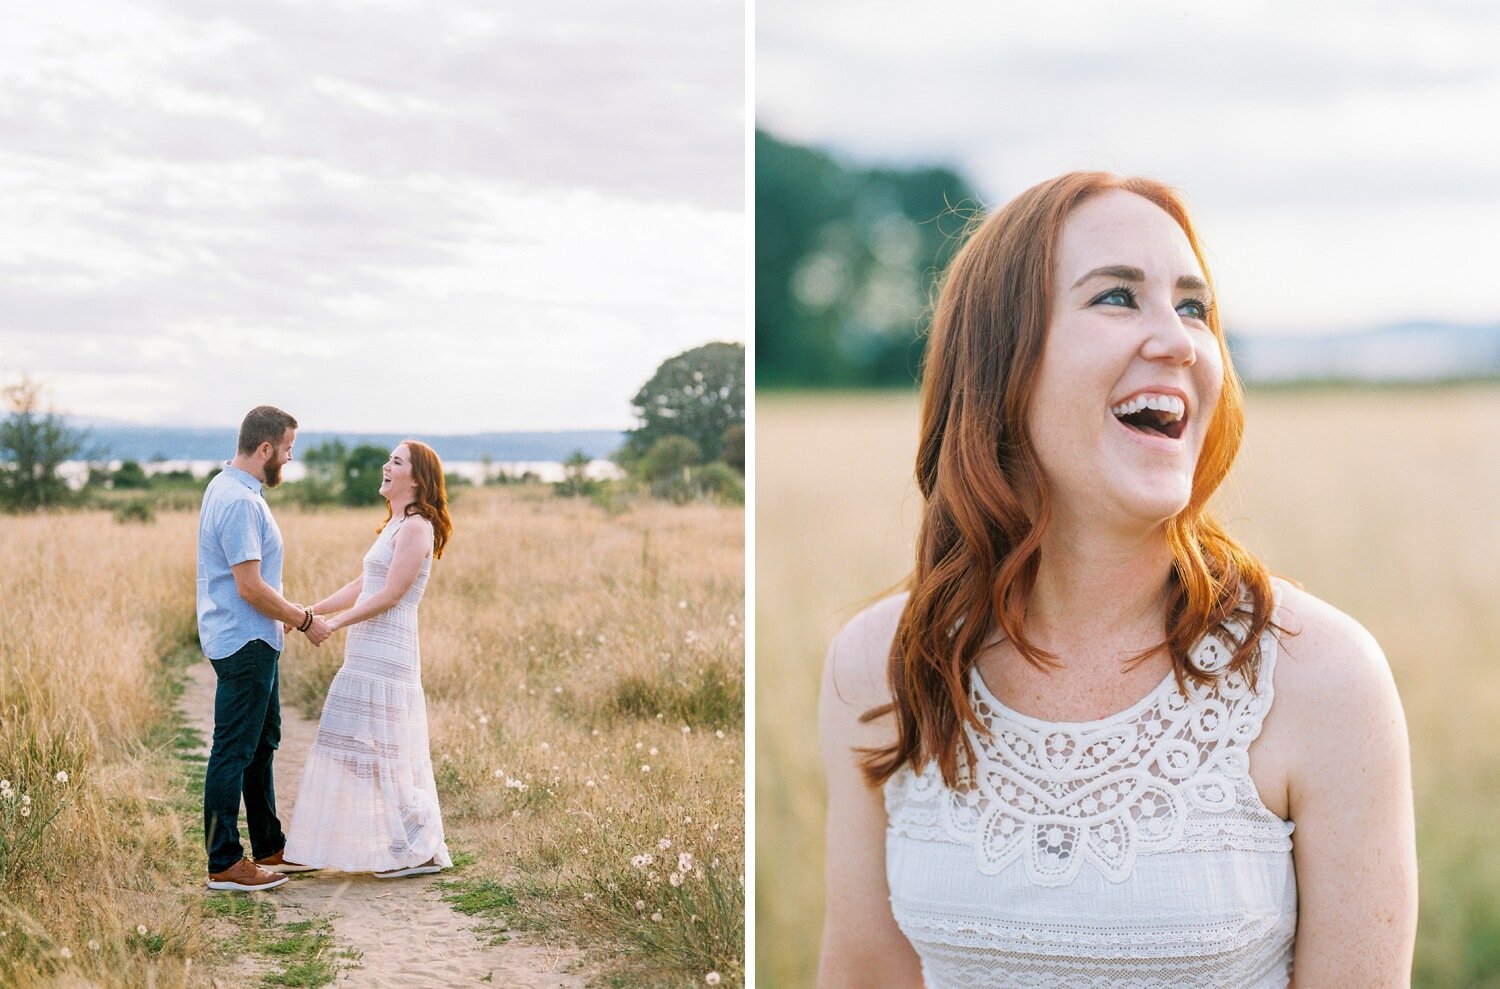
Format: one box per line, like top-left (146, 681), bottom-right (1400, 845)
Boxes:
top-left (68, 424), bottom-right (628, 463)
top-left (1229, 322), bottom-right (1500, 384)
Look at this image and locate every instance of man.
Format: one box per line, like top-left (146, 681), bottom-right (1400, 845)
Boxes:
top-left (197, 405), bottom-right (330, 891)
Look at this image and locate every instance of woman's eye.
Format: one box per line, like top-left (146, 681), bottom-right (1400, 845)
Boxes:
top-left (1093, 286), bottom-right (1136, 308)
top-left (1177, 298), bottom-right (1210, 321)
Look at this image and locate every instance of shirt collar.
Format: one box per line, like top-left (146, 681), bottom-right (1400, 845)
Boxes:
top-left (221, 462), bottom-right (264, 495)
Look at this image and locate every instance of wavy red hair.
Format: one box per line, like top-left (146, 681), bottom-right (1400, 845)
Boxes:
top-left (378, 439), bottom-right (453, 559)
top-left (861, 171), bottom-right (1275, 788)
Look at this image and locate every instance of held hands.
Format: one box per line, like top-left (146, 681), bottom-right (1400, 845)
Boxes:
top-left (304, 614), bottom-right (333, 646)
top-left (287, 605), bottom-right (335, 646)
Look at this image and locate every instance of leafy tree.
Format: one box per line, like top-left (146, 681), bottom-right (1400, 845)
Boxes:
top-left (638, 436), bottom-right (702, 504)
top-left (341, 444), bottom-right (388, 506)
top-left (624, 342), bottom-right (744, 463)
top-left (0, 377), bottom-right (87, 512)
top-left (297, 439), bottom-right (347, 505)
top-left (721, 424), bottom-right (745, 474)
top-left (557, 449), bottom-right (593, 497)
top-left (756, 129), bottom-right (978, 388)
top-left (111, 459), bottom-right (150, 489)
top-left (639, 436), bottom-right (702, 483)
top-left (696, 462), bottom-right (744, 504)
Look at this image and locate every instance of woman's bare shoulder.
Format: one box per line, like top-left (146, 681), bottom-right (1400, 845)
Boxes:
top-left (822, 593), bottom-right (909, 716)
top-left (1268, 578), bottom-right (1403, 745)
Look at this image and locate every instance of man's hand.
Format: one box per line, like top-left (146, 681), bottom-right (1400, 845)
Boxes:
top-left (303, 615), bottom-right (333, 646)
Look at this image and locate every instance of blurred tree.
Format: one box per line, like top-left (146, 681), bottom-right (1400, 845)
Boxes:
top-left (341, 444), bottom-right (388, 506)
top-left (557, 449), bottom-right (592, 497)
top-left (298, 439), bottom-right (347, 505)
top-left (111, 459), bottom-right (150, 489)
top-left (639, 436), bottom-right (703, 505)
top-left (721, 423), bottom-right (745, 473)
top-left (0, 376), bottom-right (86, 512)
top-left (756, 128), bottom-right (979, 388)
top-left (624, 342), bottom-right (744, 462)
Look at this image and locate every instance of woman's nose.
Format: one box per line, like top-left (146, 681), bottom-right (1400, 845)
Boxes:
top-left (1141, 304), bottom-right (1197, 366)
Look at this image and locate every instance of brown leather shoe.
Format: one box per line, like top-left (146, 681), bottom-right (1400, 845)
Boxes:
top-left (255, 849), bottom-right (318, 873)
top-left (207, 858), bottom-right (289, 891)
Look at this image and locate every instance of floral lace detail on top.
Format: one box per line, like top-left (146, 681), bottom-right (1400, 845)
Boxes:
top-left (911, 622), bottom-right (1288, 888)
top-left (884, 590), bottom-right (1296, 989)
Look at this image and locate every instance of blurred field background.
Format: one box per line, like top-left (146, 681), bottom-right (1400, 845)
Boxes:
top-left (1, 486), bottom-right (743, 988)
top-left (756, 385), bottom-right (1500, 989)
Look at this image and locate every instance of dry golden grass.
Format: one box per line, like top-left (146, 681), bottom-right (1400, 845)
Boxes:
top-left (1, 511), bottom-right (208, 987)
top-left (755, 386), bottom-right (1500, 989)
top-left (2, 485), bottom-right (744, 988)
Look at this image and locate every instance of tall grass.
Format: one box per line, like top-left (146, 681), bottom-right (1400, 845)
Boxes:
top-left (755, 386), bottom-right (1500, 989)
top-left (0, 512), bottom-right (206, 986)
top-left (2, 485), bottom-right (744, 988)
top-left (279, 487), bottom-right (745, 988)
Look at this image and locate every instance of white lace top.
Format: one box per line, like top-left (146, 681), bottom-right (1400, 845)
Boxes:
top-left (883, 589), bottom-right (1296, 989)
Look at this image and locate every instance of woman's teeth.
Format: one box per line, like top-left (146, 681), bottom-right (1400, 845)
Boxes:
top-left (1110, 393), bottom-right (1185, 421)
top-left (1111, 393), bottom-right (1188, 439)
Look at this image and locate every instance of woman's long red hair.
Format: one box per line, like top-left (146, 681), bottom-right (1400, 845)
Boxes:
top-left (861, 172), bottom-right (1274, 788)
top-left (378, 439), bottom-right (453, 559)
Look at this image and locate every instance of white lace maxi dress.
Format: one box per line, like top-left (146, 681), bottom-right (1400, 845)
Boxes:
top-left (883, 588), bottom-right (1295, 989)
top-left (284, 517), bottom-right (452, 872)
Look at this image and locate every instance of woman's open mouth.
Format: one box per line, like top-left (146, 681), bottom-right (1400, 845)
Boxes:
top-left (1110, 392), bottom-right (1187, 441)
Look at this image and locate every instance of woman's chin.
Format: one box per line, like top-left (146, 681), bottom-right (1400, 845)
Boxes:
top-left (1103, 478), bottom-right (1192, 527)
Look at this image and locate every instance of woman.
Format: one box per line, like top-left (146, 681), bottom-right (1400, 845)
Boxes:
top-left (281, 440), bottom-right (454, 878)
top-left (817, 174), bottom-right (1417, 987)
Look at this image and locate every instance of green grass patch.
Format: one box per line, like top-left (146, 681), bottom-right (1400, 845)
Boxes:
top-left (606, 663), bottom-right (742, 729)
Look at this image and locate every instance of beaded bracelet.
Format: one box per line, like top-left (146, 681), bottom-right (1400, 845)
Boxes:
top-left (298, 607), bottom-right (314, 633)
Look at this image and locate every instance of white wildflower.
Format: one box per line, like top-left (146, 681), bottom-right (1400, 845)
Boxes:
top-left (706, 973), bottom-right (721, 986)
top-left (55, 771), bottom-right (69, 783)
top-left (669, 872), bottom-right (683, 887)
top-left (650, 911), bottom-right (663, 922)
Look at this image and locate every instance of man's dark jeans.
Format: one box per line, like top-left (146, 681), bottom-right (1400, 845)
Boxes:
top-left (204, 638), bottom-right (286, 873)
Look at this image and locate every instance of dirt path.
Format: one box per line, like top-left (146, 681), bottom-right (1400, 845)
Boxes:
top-left (184, 659), bottom-right (588, 989)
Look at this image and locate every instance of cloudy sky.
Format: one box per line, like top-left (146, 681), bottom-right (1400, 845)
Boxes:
top-left (1, 0), bottom-right (744, 432)
top-left (758, 0), bottom-right (1500, 336)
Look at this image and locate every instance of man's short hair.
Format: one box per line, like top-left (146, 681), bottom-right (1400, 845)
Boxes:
top-left (238, 406), bottom-right (298, 455)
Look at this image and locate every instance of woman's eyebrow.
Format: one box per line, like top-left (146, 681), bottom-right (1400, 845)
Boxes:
top-left (1072, 264), bottom-right (1144, 288)
top-left (1071, 265), bottom-right (1211, 295)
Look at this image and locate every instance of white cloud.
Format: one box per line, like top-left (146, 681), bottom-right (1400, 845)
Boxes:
top-left (758, 0), bottom-right (1500, 334)
top-left (1, 0), bottom-right (744, 432)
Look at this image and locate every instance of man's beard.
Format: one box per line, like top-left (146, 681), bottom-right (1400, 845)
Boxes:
top-left (264, 459), bottom-right (283, 488)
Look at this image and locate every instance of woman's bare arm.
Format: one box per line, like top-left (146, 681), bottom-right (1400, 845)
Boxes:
top-left (311, 577), bottom-right (362, 616)
top-left (1276, 586), bottom-right (1418, 988)
top-left (817, 597), bottom-right (924, 989)
top-left (325, 518), bottom-right (434, 632)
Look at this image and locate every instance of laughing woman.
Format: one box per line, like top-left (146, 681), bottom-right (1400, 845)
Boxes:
top-left (279, 440), bottom-right (454, 879)
top-left (817, 174), bottom-right (1417, 988)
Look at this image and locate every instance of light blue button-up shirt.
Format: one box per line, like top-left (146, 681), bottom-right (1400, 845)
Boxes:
top-left (196, 464), bottom-right (285, 660)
